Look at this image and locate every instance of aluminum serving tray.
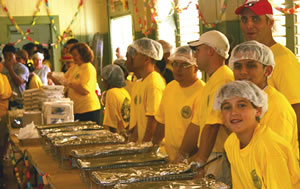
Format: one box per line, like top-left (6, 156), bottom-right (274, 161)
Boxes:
top-left (89, 163), bottom-right (197, 188)
top-left (78, 151), bottom-right (168, 187)
top-left (71, 142), bottom-right (153, 159)
top-left (113, 177), bottom-right (230, 189)
top-left (50, 131), bottom-right (126, 168)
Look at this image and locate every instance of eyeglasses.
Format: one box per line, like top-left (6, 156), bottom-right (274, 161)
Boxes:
top-left (171, 62), bottom-right (194, 69)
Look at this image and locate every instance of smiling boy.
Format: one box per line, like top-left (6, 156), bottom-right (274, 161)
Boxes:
top-left (214, 80), bottom-right (300, 188)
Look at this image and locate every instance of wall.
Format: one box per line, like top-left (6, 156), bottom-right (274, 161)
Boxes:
top-left (0, 0), bottom-right (109, 71)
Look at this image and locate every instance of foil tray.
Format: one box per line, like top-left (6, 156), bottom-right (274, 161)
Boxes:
top-left (90, 163), bottom-right (197, 187)
top-left (114, 177), bottom-right (230, 189)
top-left (39, 124), bottom-right (103, 136)
top-left (46, 130), bottom-right (108, 140)
top-left (77, 151), bottom-right (168, 170)
top-left (51, 131), bottom-right (125, 147)
top-left (36, 121), bottom-right (97, 129)
top-left (71, 142), bottom-right (153, 158)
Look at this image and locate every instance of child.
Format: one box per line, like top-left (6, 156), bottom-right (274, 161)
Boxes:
top-left (213, 80), bottom-right (300, 188)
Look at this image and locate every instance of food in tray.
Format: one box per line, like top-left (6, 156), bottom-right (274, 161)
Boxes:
top-left (90, 163), bottom-right (196, 186)
top-left (71, 142), bottom-right (153, 158)
top-left (76, 151), bottom-right (168, 170)
top-left (52, 131), bottom-right (125, 146)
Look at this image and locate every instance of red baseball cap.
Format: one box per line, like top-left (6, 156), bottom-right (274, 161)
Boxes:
top-left (235, 0), bottom-right (273, 15)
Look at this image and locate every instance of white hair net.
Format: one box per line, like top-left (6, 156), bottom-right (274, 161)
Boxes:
top-left (157, 40), bottom-right (173, 53)
top-left (168, 46), bottom-right (197, 66)
top-left (32, 52), bottom-right (44, 61)
top-left (229, 40), bottom-right (275, 70)
top-left (131, 37), bottom-right (163, 61)
top-left (213, 80), bottom-right (268, 118)
top-left (102, 64), bottom-right (126, 88)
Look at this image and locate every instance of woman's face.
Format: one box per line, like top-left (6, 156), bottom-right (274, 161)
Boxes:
top-left (71, 49), bottom-right (83, 65)
top-left (33, 57), bottom-right (43, 69)
top-left (221, 97), bottom-right (261, 135)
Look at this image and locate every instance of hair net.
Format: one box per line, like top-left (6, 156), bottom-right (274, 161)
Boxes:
top-left (131, 37), bottom-right (163, 61)
top-left (157, 40), bottom-right (173, 53)
top-left (102, 64), bottom-right (126, 88)
top-left (126, 45), bottom-right (137, 58)
top-left (113, 58), bottom-right (129, 76)
top-left (32, 52), bottom-right (44, 61)
top-left (229, 40), bottom-right (275, 70)
top-left (213, 80), bottom-right (268, 118)
top-left (168, 46), bottom-right (197, 66)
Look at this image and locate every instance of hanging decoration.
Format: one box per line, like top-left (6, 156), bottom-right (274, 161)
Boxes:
top-left (0, 0), bottom-right (84, 48)
top-left (61, 0), bottom-right (84, 43)
top-left (172, 0), bottom-right (192, 13)
top-left (110, 0), bottom-right (128, 13)
top-left (133, 0), bottom-right (157, 36)
top-left (196, 0), bottom-right (228, 28)
top-left (8, 138), bottom-right (22, 187)
top-left (273, 3), bottom-right (300, 14)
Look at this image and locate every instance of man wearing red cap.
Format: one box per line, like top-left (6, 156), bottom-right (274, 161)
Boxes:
top-left (235, 0), bottom-right (300, 148)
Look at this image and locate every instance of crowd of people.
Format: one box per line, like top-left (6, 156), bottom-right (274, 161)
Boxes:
top-left (1, 0), bottom-right (300, 188)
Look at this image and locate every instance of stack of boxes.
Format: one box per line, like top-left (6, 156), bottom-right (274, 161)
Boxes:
top-left (23, 86), bottom-right (74, 125)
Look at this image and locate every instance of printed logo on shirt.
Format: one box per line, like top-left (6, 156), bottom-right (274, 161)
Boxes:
top-left (251, 169), bottom-right (262, 189)
top-left (75, 73), bottom-right (80, 79)
top-left (181, 105), bottom-right (192, 119)
top-left (134, 95), bottom-right (138, 105)
top-left (121, 97), bottom-right (130, 122)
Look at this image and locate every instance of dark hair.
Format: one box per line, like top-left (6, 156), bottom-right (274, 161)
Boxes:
top-left (70, 42), bottom-right (94, 63)
top-left (22, 43), bottom-right (37, 57)
top-left (3, 44), bottom-right (16, 54)
top-left (66, 38), bottom-right (79, 45)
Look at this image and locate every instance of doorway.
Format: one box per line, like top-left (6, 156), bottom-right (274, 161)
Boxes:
top-left (110, 15), bottom-right (133, 61)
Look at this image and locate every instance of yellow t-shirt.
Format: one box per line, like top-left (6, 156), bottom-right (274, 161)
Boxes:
top-left (135, 71), bottom-right (165, 142)
top-left (124, 80), bottom-right (134, 95)
top-left (103, 87), bottom-right (131, 130)
top-left (155, 79), bottom-right (205, 160)
top-left (262, 85), bottom-right (299, 158)
top-left (269, 43), bottom-right (300, 105)
top-left (128, 80), bottom-right (142, 130)
top-left (65, 63), bottom-right (100, 114)
top-left (28, 74), bottom-right (43, 89)
top-left (192, 65), bottom-right (234, 152)
top-left (225, 124), bottom-right (300, 189)
top-left (0, 74), bottom-right (12, 118)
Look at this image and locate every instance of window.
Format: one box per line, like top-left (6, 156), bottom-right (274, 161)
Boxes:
top-left (177, 0), bottom-right (200, 45)
top-left (110, 15), bottom-right (133, 61)
top-left (272, 0), bottom-right (286, 46)
top-left (156, 0), bottom-right (176, 48)
top-left (294, 0), bottom-right (300, 60)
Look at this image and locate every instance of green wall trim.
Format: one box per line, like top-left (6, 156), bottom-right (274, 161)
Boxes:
top-left (0, 15), bottom-right (61, 71)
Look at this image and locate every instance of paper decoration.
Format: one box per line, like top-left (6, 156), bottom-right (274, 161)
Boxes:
top-left (134, 0), bottom-right (157, 36)
top-left (196, 0), bottom-right (228, 28)
top-left (0, 0), bottom-right (84, 48)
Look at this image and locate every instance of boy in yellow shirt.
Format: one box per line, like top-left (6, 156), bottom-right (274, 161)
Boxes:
top-left (229, 40), bottom-right (299, 158)
top-left (214, 80), bottom-right (300, 189)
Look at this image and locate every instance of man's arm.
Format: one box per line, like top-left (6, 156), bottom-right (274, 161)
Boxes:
top-left (193, 123), bottom-right (220, 163)
top-left (6, 64), bottom-right (25, 87)
top-left (152, 121), bottom-right (165, 145)
top-left (129, 125), bottom-right (138, 142)
top-left (174, 123), bottom-right (200, 162)
top-left (142, 116), bottom-right (157, 142)
top-left (291, 103), bottom-right (300, 149)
